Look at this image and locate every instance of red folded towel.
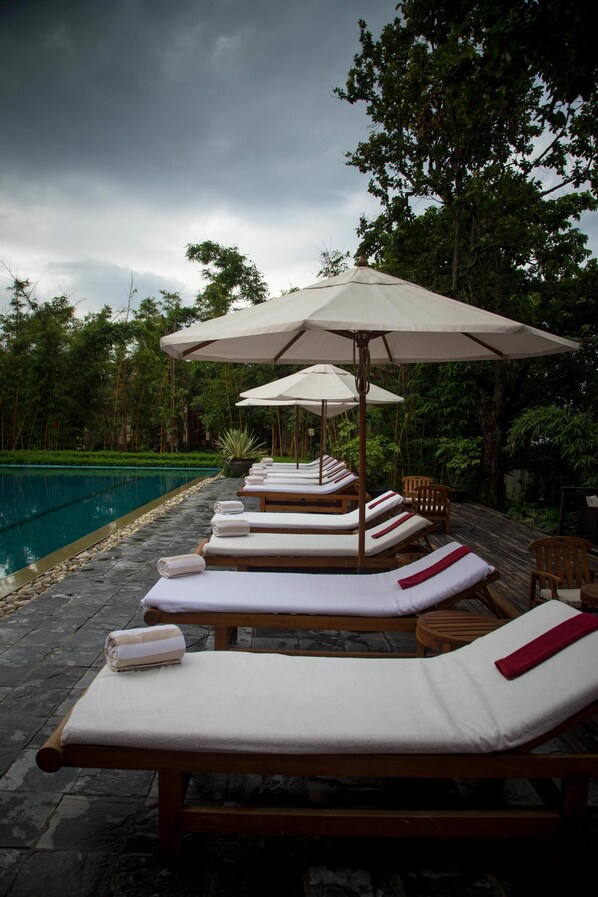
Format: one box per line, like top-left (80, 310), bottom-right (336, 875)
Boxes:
top-left (334, 471), bottom-right (353, 483)
top-left (397, 545), bottom-right (472, 588)
top-left (371, 512), bottom-right (415, 540)
top-left (495, 613), bottom-right (598, 680)
top-left (367, 491), bottom-right (398, 510)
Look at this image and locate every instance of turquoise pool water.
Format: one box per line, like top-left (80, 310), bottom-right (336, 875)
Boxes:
top-left (0, 466), bottom-right (219, 578)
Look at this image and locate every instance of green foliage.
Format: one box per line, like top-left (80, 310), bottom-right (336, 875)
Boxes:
top-left (186, 241), bottom-right (269, 320)
top-left (330, 419), bottom-right (400, 488)
top-left (506, 406), bottom-right (598, 481)
top-left (434, 437), bottom-right (482, 488)
top-left (215, 427), bottom-right (266, 462)
top-left (504, 501), bottom-right (562, 536)
top-left (0, 450), bottom-right (221, 468)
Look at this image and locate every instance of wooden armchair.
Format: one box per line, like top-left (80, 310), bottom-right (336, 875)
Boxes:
top-left (528, 536), bottom-right (595, 609)
top-left (402, 475), bottom-right (433, 503)
top-left (412, 484), bottom-right (452, 533)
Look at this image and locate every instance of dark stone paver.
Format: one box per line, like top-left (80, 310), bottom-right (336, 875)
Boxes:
top-left (0, 474), bottom-right (597, 896)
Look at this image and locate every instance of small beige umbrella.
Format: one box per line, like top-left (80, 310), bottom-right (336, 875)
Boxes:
top-left (236, 397), bottom-right (354, 470)
top-left (239, 363), bottom-right (403, 484)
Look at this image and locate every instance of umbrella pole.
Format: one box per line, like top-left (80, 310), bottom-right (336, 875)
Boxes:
top-left (356, 336), bottom-right (370, 573)
top-left (319, 400), bottom-right (325, 485)
top-left (295, 405), bottom-right (299, 469)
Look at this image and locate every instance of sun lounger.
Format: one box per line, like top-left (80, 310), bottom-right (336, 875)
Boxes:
top-left (211, 490), bottom-right (404, 534)
top-left (142, 541), bottom-right (513, 650)
top-left (37, 601), bottom-right (598, 856)
top-left (238, 471), bottom-right (364, 513)
top-left (198, 510), bottom-right (435, 571)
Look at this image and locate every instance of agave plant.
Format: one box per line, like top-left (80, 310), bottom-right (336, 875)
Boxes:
top-left (215, 427), bottom-right (266, 461)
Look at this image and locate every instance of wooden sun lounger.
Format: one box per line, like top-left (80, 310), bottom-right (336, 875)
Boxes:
top-left (197, 517), bottom-right (436, 572)
top-left (143, 568), bottom-right (510, 653)
top-left (237, 479), bottom-right (367, 513)
top-left (37, 602), bottom-right (598, 857)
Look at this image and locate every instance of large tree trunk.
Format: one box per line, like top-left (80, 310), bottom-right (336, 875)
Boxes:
top-left (477, 363), bottom-right (506, 508)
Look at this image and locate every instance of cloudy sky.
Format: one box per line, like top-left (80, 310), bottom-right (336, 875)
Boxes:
top-left (0, 0), bottom-right (399, 316)
top-left (2, 0), bottom-right (596, 319)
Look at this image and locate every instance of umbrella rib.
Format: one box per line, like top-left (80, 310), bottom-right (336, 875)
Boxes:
top-left (274, 332), bottom-right (305, 361)
top-left (182, 340), bottom-right (216, 357)
top-left (463, 333), bottom-right (506, 358)
top-left (382, 335), bottom-right (393, 362)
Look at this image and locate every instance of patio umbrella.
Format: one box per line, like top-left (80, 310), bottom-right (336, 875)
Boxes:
top-left (162, 260), bottom-right (578, 568)
top-left (238, 364), bottom-right (404, 479)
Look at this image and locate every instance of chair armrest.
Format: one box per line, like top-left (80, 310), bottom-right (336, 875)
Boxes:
top-left (530, 570), bottom-right (561, 604)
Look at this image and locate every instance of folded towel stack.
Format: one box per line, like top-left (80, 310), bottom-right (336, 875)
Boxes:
top-left (245, 474), bottom-right (265, 484)
top-left (213, 499), bottom-right (245, 514)
top-left (211, 518), bottom-right (251, 537)
top-left (157, 554), bottom-right (206, 578)
top-left (105, 624), bottom-right (186, 672)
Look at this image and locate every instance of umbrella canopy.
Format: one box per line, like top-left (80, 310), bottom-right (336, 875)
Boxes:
top-left (238, 364), bottom-right (404, 477)
top-left (162, 261), bottom-right (578, 568)
top-left (161, 263), bottom-right (577, 365)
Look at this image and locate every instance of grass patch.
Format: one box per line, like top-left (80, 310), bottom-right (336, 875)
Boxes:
top-left (0, 449), bottom-right (221, 469)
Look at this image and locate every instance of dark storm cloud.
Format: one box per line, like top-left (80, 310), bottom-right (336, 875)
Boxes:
top-left (1, 0), bottom-right (393, 212)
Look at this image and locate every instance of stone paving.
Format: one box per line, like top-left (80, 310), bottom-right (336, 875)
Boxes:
top-left (0, 476), bottom-right (596, 896)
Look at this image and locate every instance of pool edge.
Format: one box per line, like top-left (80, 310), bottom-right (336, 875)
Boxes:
top-left (0, 475), bottom-right (213, 601)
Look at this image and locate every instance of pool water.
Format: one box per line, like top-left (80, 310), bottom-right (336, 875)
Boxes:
top-left (0, 466), bottom-right (218, 578)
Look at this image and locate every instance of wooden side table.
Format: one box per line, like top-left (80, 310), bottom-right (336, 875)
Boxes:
top-left (416, 610), bottom-right (507, 657)
top-left (580, 582), bottom-right (598, 612)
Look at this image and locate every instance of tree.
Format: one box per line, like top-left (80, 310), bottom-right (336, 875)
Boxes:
top-left (335, 1), bottom-right (597, 506)
top-left (186, 241), bottom-right (269, 320)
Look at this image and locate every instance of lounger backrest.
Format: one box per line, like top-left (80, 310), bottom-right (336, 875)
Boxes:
top-left (364, 511), bottom-right (429, 555)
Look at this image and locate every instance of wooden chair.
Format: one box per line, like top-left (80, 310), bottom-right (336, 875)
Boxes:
top-left (412, 484), bottom-right (452, 533)
top-left (528, 536), bottom-right (596, 609)
top-left (402, 475), bottom-right (432, 502)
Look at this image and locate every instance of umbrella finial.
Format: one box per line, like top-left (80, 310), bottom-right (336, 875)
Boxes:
top-left (356, 255), bottom-right (368, 268)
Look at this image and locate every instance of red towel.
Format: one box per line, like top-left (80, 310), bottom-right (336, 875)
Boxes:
top-left (367, 491), bottom-right (398, 510)
top-left (371, 512), bottom-right (415, 539)
top-left (495, 613), bottom-right (598, 680)
top-left (334, 471), bottom-right (353, 483)
top-left (397, 545), bottom-right (472, 588)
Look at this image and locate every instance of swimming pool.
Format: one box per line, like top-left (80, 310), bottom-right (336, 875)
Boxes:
top-left (0, 465), bottom-right (219, 581)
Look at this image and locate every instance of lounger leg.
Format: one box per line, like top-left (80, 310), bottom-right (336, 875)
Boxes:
top-left (158, 769), bottom-right (189, 857)
top-left (214, 626), bottom-right (233, 650)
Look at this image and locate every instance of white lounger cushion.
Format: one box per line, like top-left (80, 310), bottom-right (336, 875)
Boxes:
top-left (62, 603), bottom-right (598, 755)
top-left (241, 473), bottom-right (358, 495)
top-left (202, 512), bottom-right (429, 558)
top-left (141, 541), bottom-right (494, 616)
top-left (210, 491), bottom-right (404, 532)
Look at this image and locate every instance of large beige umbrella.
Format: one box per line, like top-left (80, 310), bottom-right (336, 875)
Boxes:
top-left (162, 260), bottom-right (578, 568)
top-left (238, 364), bottom-right (404, 480)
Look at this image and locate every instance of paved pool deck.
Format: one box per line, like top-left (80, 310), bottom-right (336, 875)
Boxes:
top-left (0, 476), bottom-right (596, 896)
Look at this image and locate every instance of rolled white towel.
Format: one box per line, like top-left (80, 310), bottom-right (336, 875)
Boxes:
top-left (213, 499), bottom-right (245, 514)
top-left (245, 474), bottom-right (265, 484)
top-left (211, 518), bottom-right (251, 537)
top-left (249, 465), bottom-right (267, 474)
top-left (157, 554), bottom-right (206, 578)
top-left (105, 624), bottom-right (185, 672)
top-left (261, 457), bottom-right (273, 465)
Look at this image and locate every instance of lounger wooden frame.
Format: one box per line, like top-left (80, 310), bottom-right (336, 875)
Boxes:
top-left (37, 701), bottom-right (598, 857)
top-left (237, 483), bottom-right (366, 513)
top-left (143, 572), bottom-right (518, 654)
top-left (197, 521), bottom-right (437, 573)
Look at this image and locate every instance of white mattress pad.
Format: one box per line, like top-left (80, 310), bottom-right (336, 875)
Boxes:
top-left (62, 603), bottom-right (598, 755)
top-left (210, 492), bottom-right (404, 532)
top-left (240, 474), bottom-right (358, 495)
top-left (141, 541), bottom-right (495, 616)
